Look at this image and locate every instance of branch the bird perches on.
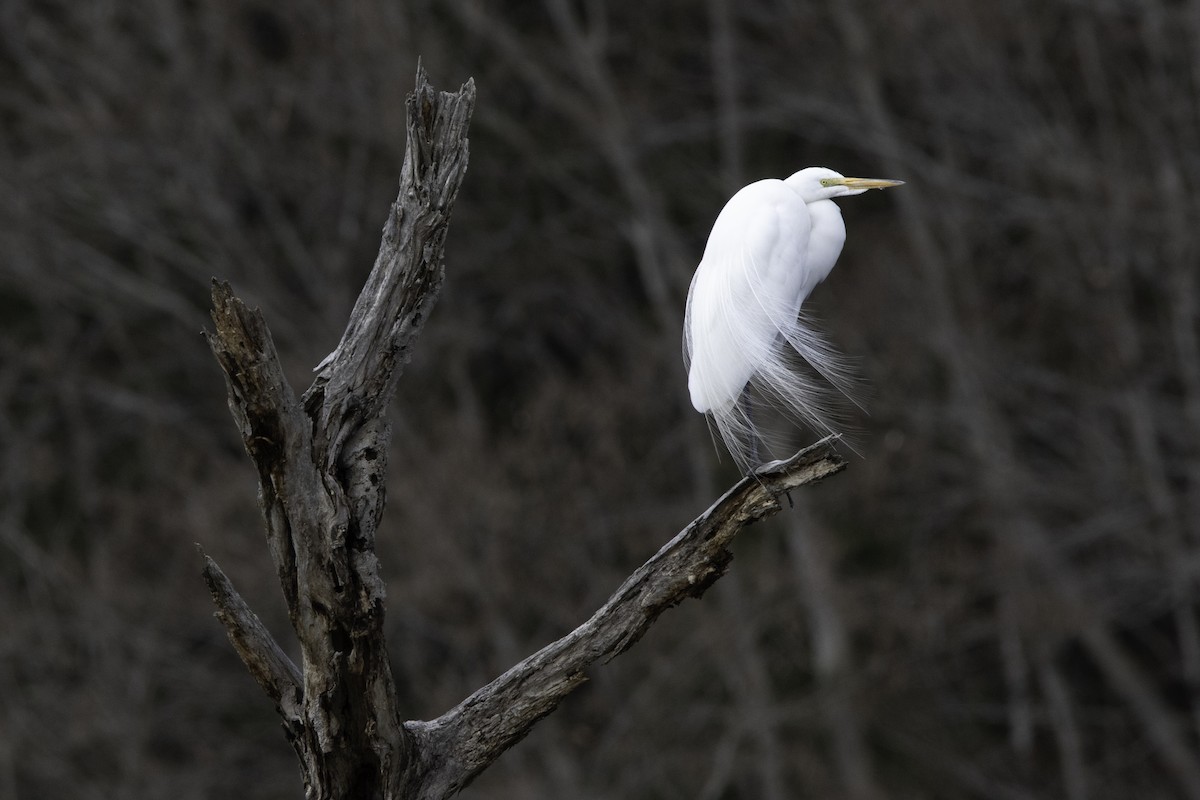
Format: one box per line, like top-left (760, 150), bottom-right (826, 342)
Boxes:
top-left (201, 67), bottom-right (846, 800)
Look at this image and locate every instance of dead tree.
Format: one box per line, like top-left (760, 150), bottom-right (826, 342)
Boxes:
top-left (201, 68), bottom-right (846, 800)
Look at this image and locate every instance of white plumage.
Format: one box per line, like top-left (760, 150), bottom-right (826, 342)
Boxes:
top-left (684, 166), bottom-right (902, 472)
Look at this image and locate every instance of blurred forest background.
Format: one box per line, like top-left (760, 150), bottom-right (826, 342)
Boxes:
top-left (4, 1), bottom-right (1200, 798)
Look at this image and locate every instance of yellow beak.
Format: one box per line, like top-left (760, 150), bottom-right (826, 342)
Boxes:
top-left (837, 177), bottom-right (905, 190)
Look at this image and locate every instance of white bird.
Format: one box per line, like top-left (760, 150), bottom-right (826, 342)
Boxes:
top-left (683, 167), bottom-right (902, 473)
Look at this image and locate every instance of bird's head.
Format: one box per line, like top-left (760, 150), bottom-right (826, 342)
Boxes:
top-left (784, 166), bottom-right (904, 202)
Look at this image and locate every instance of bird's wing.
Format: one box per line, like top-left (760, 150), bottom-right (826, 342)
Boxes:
top-left (685, 180), bottom-right (813, 413)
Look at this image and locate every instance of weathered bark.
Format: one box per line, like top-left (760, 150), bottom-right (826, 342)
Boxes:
top-left (202, 67), bottom-right (846, 799)
top-left (408, 441), bottom-right (845, 796)
top-left (204, 66), bottom-right (474, 800)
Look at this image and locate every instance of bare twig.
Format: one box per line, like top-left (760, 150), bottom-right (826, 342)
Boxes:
top-left (200, 550), bottom-right (302, 712)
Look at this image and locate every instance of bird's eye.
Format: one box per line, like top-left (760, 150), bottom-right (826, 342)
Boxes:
top-left (819, 178), bottom-right (837, 187)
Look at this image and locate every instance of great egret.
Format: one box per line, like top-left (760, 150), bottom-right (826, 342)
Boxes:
top-left (683, 167), bottom-right (902, 473)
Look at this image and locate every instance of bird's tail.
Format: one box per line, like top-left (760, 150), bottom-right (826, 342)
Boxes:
top-left (705, 301), bottom-right (864, 476)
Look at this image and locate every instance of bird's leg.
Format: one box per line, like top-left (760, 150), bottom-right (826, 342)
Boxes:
top-left (748, 399), bottom-right (761, 470)
top-left (739, 392), bottom-right (763, 476)
top-left (742, 398), bottom-right (794, 508)
top-left (742, 395), bottom-right (798, 509)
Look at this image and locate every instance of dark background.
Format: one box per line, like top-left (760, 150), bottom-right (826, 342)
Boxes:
top-left (4, 1), bottom-right (1200, 798)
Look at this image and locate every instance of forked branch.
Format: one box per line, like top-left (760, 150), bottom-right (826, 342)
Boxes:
top-left (205, 66), bottom-right (476, 799)
top-left (202, 67), bottom-right (845, 800)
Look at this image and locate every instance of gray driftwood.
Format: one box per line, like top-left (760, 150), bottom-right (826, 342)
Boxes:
top-left (201, 68), bottom-right (846, 800)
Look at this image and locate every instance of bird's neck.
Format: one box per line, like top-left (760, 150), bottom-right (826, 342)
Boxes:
top-left (804, 199), bottom-right (847, 282)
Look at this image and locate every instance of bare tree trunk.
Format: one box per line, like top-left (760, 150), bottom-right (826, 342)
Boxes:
top-left (712, 574), bottom-right (788, 800)
top-left (786, 510), bottom-right (881, 800)
top-left (1036, 648), bottom-right (1088, 800)
top-left (201, 67), bottom-right (848, 799)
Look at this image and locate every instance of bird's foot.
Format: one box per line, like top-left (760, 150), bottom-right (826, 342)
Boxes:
top-left (747, 461), bottom-right (796, 509)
